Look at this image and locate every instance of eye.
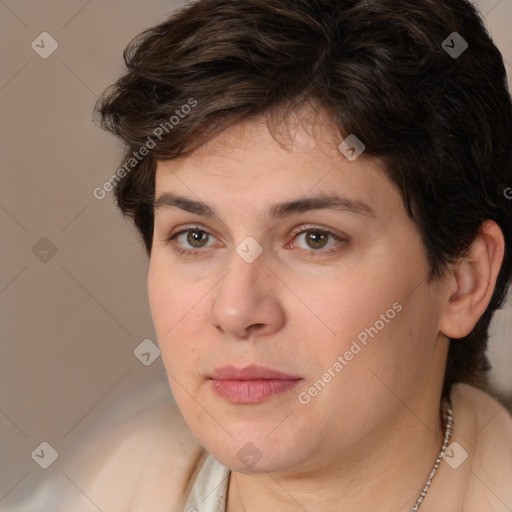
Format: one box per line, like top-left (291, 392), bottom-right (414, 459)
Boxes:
top-left (289, 226), bottom-right (346, 255)
top-left (167, 227), bottom-right (219, 256)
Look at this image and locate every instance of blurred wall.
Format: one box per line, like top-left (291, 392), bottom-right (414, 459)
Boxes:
top-left (1, 0), bottom-right (511, 507)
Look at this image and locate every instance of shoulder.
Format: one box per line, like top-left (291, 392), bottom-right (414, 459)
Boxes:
top-left (450, 383), bottom-right (512, 511)
top-left (451, 382), bottom-right (512, 444)
top-left (70, 399), bottom-right (207, 511)
top-left (12, 400), bottom-right (207, 512)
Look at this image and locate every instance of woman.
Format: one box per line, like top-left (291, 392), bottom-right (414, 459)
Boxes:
top-left (19, 0), bottom-right (512, 510)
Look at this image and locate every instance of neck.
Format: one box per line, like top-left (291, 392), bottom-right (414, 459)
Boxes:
top-left (225, 399), bottom-right (445, 512)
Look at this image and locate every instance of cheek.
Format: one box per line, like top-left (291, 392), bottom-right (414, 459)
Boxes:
top-left (148, 263), bottom-right (205, 370)
top-left (296, 267), bottom-right (401, 347)
top-left (293, 262), bottom-right (429, 387)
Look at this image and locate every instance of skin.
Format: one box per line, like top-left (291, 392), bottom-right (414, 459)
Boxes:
top-left (147, 108), bottom-right (504, 511)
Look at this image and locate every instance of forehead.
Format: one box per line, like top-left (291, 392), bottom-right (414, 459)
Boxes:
top-left (153, 114), bottom-right (401, 224)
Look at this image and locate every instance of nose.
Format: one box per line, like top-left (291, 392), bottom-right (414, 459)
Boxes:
top-left (209, 251), bottom-right (286, 340)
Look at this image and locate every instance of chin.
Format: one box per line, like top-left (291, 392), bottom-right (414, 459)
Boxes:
top-left (203, 429), bottom-right (308, 474)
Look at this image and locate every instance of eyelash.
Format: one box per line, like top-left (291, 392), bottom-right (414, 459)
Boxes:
top-left (165, 224), bottom-right (346, 258)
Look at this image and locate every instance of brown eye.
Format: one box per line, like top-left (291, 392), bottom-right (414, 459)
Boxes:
top-left (185, 230), bottom-right (209, 248)
top-left (167, 227), bottom-right (217, 255)
top-left (291, 227), bottom-right (343, 253)
top-left (304, 231), bottom-right (330, 250)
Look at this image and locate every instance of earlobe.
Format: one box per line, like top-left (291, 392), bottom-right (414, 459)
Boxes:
top-left (439, 220), bottom-right (505, 339)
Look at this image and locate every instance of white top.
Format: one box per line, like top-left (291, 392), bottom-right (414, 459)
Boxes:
top-left (183, 454), bottom-right (231, 512)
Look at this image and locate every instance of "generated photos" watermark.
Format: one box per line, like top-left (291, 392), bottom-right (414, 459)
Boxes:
top-left (298, 302), bottom-right (403, 405)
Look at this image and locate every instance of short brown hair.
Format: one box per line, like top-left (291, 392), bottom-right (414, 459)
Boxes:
top-left (96, 0), bottom-right (512, 396)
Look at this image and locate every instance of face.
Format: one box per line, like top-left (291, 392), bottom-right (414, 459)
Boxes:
top-left (148, 111), bottom-right (449, 475)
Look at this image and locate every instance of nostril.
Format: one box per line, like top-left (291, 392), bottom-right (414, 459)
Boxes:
top-left (248, 323), bottom-right (266, 334)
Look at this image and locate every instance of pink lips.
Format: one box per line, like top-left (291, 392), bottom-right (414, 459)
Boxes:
top-left (209, 364), bottom-right (302, 404)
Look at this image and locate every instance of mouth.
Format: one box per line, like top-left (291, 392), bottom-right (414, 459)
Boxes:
top-left (209, 364), bottom-right (302, 404)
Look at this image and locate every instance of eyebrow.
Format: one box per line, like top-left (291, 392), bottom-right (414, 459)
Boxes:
top-left (153, 192), bottom-right (375, 220)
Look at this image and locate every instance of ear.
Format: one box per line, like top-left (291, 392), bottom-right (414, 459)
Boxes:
top-left (439, 220), bottom-right (505, 339)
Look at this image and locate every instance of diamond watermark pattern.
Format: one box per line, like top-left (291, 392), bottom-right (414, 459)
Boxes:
top-left (237, 442), bottom-right (262, 469)
top-left (31, 32), bottom-right (59, 59)
top-left (31, 441), bottom-right (58, 469)
top-left (338, 134), bottom-right (365, 161)
top-left (32, 237), bottom-right (58, 263)
top-left (443, 441), bottom-right (469, 469)
top-left (134, 338), bottom-right (161, 366)
top-left (236, 236), bottom-right (263, 263)
top-left (441, 32), bottom-right (468, 59)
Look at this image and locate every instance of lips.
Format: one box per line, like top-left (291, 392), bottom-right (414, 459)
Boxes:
top-left (209, 364), bottom-right (302, 404)
top-left (210, 364), bottom-right (301, 381)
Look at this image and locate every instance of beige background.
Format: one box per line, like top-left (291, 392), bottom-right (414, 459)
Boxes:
top-left (1, 0), bottom-right (511, 508)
